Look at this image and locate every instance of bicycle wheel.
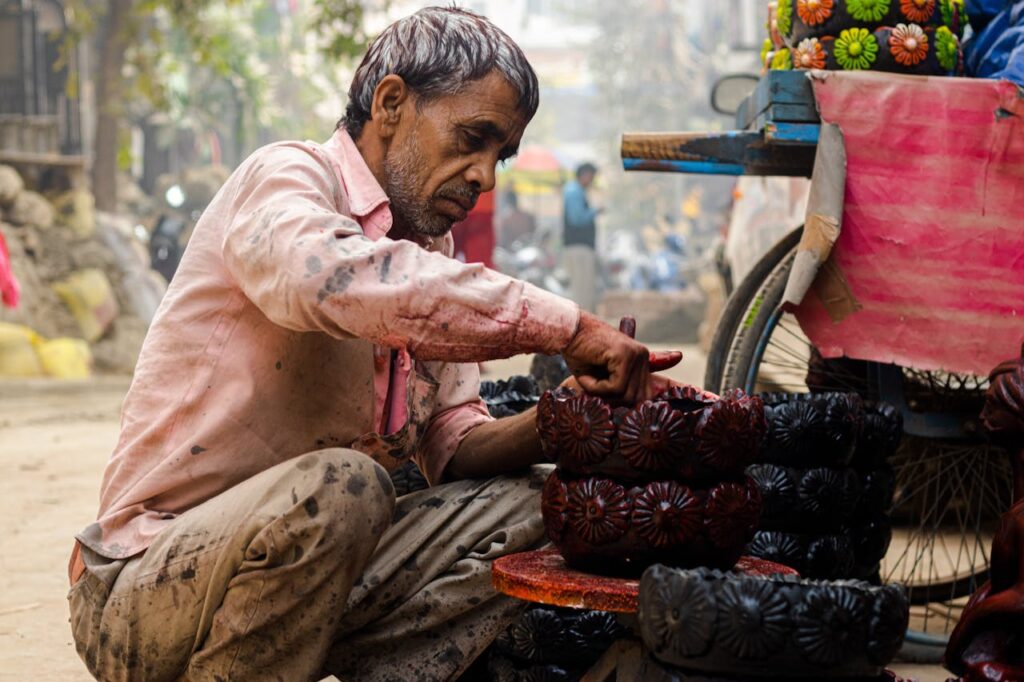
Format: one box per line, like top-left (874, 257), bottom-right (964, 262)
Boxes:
top-left (706, 233), bottom-right (1012, 657)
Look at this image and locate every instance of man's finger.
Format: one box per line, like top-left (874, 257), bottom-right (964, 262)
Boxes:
top-left (624, 355), bottom-right (648, 405)
top-left (649, 350), bottom-right (683, 371)
top-left (625, 373), bottom-right (643, 405)
top-left (577, 374), bottom-right (608, 395)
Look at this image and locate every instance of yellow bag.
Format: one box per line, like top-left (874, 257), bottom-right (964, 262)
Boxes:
top-left (0, 322), bottom-right (44, 376)
top-left (51, 189), bottom-right (96, 238)
top-left (52, 268), bottom-right (119, 342)
top-left (36, 337), bottom-right (91, 379)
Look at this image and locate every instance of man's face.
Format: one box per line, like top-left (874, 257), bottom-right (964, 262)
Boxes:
top-left (579, 170), bottom-right (595, 189)
top-left (383, 71), bottom-right (528, 239)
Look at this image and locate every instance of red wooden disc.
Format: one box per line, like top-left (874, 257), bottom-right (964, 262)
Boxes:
top-left (492, 548), bottom-right (798, 613)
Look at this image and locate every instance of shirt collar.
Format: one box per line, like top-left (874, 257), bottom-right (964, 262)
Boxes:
top-left (323, 128), bottom-right (392, 240)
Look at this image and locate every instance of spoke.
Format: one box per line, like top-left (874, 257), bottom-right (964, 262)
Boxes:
top-left (763, 339), bottom-right (810, 366)
top-left (742, 272), bottom-right (995, 634)
top-left (759, 356), bottom-right (814, 372)
top-left (774, 317), bottom-right (814, 348)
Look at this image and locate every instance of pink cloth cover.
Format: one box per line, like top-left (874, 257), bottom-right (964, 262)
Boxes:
top-left (794, 71), bottom-right (1024, 376)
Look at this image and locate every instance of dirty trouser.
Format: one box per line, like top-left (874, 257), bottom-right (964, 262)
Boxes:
top-left (68, 448), bottom-right (547, 681)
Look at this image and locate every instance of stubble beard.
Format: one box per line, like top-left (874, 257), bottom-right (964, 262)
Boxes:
top-left (383, 135), bottom-right (454, 239)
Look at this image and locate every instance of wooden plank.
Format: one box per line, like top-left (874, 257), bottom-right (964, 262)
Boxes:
top-left (620, 131), bottom-right (815, 177)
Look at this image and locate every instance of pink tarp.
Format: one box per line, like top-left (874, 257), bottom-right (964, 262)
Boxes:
top-left (793, 71), bottom-right (1024, 376)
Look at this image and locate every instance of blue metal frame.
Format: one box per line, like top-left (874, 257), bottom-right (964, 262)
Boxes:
top-left (622, 158), bottom-right (746, 176)
top-left (621, 73), bottom-right (820, 178)
top-left (763, 122), bottom-right (821, 145)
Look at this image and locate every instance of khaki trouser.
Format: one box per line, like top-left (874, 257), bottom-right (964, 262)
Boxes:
top-left (564, 244), bottom-right (597, 313)
top-left (69, 449), bottom-right (547, 681)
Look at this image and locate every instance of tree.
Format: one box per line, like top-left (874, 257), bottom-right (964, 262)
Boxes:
top-left (580, 0), bottom-right (703, 233)
top-left (65, 0), bottom-right (378, 211)
top-left (575, 0), bottom-right (748, 246)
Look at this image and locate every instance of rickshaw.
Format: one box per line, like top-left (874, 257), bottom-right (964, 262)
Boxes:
top-left (622, 68), bottom-right (1024, 660)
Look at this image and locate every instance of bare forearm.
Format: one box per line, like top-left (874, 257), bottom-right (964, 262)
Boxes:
top-left (444, 407), bottom-right (543, 480)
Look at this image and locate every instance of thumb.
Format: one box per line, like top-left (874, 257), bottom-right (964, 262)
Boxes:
top-left (649, 350), bottom-right (683, 371)
top-left (576, 374), bottom-right (604, 394)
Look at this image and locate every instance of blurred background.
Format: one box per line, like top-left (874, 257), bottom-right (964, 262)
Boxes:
top-left (0, 0), bottom-right (774, 379)
top-left (0, 4), bottom-right (954, 680)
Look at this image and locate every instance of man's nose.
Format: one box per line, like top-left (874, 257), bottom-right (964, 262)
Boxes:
top-left (463, 157), bottom-right (496, 193)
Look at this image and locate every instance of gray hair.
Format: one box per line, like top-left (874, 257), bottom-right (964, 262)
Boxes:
top-left (340, 6), bottom-right (540, 139)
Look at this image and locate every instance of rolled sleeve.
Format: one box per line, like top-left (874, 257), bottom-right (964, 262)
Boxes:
top-left (415, 360), bottom-right (494, 485)
top-left (415, 399), bottom-right (493, 485)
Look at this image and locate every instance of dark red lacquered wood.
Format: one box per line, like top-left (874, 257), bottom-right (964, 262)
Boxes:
top-left (492, 548), bottom-right (797, 613)
top-left (945, 346), bottom-right (1024, 681)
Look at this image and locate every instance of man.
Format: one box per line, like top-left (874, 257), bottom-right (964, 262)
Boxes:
top-left (562, 162), bottom-right (600, 312)
top-left (67, 8), bottom-right (678, 681)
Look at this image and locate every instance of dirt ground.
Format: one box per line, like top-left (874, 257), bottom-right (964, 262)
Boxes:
top-left (0, 349), bottom-right (947, 680)
top-left (1, 377), bottom-right (128, 681)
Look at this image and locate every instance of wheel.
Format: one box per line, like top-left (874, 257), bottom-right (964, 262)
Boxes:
top-left (703, 229), bottom-right (803, 393)
top-left (706, 233), bottom-right (1013, 658)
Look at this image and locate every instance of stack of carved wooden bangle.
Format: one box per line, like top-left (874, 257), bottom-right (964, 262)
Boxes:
top-left (539, 386), bottom-right (766, 576)
top-left (744, 393), bottom-right (902, 581)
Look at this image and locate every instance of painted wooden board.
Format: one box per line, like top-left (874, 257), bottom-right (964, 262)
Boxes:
top-left (793, 71), bottom-right (1024, 376)
top-left (620, 131), bottom-right (816, 177)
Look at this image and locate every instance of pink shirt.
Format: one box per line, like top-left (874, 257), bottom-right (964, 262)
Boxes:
top-left (76, 130), bottom-right (579, 560)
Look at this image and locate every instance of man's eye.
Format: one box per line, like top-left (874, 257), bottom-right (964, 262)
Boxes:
top-left (462, 132), bottom-right (485, 150)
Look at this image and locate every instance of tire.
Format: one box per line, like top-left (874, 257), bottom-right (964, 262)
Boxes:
top-left (638, 565), bottom-right (909, 676)
top-left (703, 229), bottom-right (803, 393)
top-left (704, 233), bottom-right (1013, 656)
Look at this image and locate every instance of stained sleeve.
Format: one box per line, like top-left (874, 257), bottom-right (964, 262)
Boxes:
top-left (221, 143), bottom-right (580, 362)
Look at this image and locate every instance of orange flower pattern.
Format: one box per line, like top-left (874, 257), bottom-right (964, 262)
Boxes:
top-left (793, 38), bottom-right (827, 69)
top-left (890, 23), bottom-right (929, 66)
top-left (900, 0), bottom-right (936, 22)
top-left (797, 0), bottom-right (835, 26)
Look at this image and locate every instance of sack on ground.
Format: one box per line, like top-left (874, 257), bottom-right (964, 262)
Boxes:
top-left (0, 165), bottom-right (23, 206)
top-left (36, 337), bottom-right (91, 379)
top-left (6, 190), bottom-right (54, 229)
top-left (0, 322), bottom-right (44, 376)
top-left (52, 268), bottom-right (119, 342)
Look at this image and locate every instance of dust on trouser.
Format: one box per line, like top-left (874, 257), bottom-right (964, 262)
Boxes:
top-left (68, 448), bottom-right (547, 681)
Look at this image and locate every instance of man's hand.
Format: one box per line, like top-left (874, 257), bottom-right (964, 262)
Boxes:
top-left (560, 371), bottom-right (682, 402)
top-left (562, 312), bottom-right (680, 404)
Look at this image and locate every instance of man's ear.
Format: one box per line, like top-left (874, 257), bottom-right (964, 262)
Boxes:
top-left (370, 75), bottom-right (410, 140)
